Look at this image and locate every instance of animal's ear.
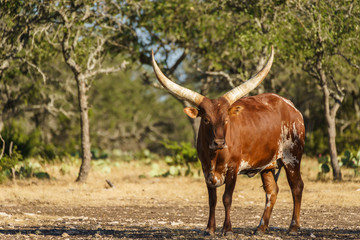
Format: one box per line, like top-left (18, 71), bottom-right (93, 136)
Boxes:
top-left (183, 107), bottom-right (199, 119)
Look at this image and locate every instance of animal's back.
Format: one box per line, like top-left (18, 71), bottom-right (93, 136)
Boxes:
top-left (229, 93), bottom-right (304, 172)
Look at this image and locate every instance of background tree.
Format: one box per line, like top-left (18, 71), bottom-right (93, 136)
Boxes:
top-left (123, 0), bottom-right (284, 144)
top-left (125, 0), bottom-right (360, 180)
top-left (43, 1), bottom-right (128, 182)
top-left (1, 0), bottom-right (359, 182)
top-left (0, 0), bottom-right (57, 159)
top-left (281, 0), bottom-right (360, 180)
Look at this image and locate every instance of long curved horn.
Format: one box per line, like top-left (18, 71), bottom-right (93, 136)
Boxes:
top-left (151, 50), bottom-right (204, 106)
top-left (223, 46), bottom-right (274, 105)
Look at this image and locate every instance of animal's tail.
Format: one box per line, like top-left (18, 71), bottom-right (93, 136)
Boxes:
top-left (274, 160), bottom-right (284, 182)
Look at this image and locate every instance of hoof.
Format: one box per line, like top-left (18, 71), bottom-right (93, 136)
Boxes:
top-left (253, 229), bottom-right (266, 235)
top-left (288, 225), bottom-right (300, 235)
top-left (204, 229), bottom-right (215, 237)
top-left (288, 229), bottom-right (299, 236)
top-left (254, 225), bottom-right (267, 235)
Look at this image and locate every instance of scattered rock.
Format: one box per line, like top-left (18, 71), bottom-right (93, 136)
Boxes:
top-left (24, 213), bottom-right (36, 216)
top-left (108, 221), bottom-right (119, 225)
top-left (0, 212), bottom-right (11, 217)
top-left (171, 220), bottom-right (184, 226)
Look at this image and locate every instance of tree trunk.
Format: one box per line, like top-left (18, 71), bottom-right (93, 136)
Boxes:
top-left (75, 74), bottom-right (92, 183)
top-left (326, 117), bottom-right (341, 180)
top-left (9, 141), bottom-right (16, 184)
top-left (318, 62), bottom-right (342, 181)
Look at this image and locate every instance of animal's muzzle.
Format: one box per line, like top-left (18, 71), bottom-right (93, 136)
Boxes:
top-left (209, 138), bottom-right (228, 150)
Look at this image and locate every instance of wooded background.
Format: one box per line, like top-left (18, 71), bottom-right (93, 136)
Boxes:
top-left (0, 0), bottom-right (359, 181)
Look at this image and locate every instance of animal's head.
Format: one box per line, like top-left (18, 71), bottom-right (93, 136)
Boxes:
top-left (152, 47), bottom-right (274, 150)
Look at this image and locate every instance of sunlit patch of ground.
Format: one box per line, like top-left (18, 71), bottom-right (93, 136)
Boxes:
top-left (0, 157), bottom-right (359, 239)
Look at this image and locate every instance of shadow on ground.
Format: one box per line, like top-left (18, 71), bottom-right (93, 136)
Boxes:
top-left (1, 226), bottom-right (360, 239)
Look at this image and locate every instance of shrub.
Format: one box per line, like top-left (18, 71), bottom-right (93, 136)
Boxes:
top-left (0, 145), bottom-right (23, 172)
top-left (161, 141), bottom-right (201, 177)
top-left (340, 150), bottom-right (360, 176)
top-left (16, 160), bottom-right (50, 179)
top-left (317, 150), bottom-right (360, 180)
top-left (317, 155), bottom-right (331, 180)
top-left (1, 121), bottom-right (41, 159)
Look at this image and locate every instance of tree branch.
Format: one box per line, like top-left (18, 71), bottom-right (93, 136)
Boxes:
top-left (0, 133), bottom-right (5, 161)
top-left (167, 48), bottom-right (188, 76)
top-left (23, 59), bottom-right (47, 83)
top-left (201, 69), bottom-right (237, 88)
top-left (83, 61), bottom-right (128, 80)
top-left (87, 37), bottom-right (107, 71)
top-left (335, 52), bottom-right (360, 72)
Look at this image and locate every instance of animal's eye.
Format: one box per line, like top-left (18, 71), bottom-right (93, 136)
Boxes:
top-left (203, 118), bottom-right (210, 124)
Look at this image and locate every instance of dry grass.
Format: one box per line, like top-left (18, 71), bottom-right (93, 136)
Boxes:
top-left (0, 157), bottom-right (359, 239)
top-left (0, 157), bottom-right (359, 209)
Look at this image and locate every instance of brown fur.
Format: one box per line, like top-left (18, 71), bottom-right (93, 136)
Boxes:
top-left (185, 93), bottom-right (305, 236)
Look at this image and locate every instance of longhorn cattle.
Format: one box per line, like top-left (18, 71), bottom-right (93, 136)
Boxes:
top-left (151, 46), bottom-right (304, 236)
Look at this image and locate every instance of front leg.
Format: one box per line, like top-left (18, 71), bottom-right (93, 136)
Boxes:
top-left (206, 186), bottom-right (217, 236)
top-left (222, 172), bottom-right (237, 235)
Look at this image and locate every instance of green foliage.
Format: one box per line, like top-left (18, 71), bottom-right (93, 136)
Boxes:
top-left (0, 156), bottom-right (50, 182)
top-left (1, 0), bottom-right (360, 182)
top-left (317, 149), bottom-right (360, 179)
top-left (163, 141), bottom-right (198, 164)
top-left (317, 155), bottom-right (331, 180)
top-left (91, 148), bottom-right (109, 160)
top-left (0, 146), bottom-right (23, 172)
top-left (1, 121), bottom-right (60, 161)
top-left (305, 129), bottom-right (329, 156)
top-left (16, 160), bottom-right (50, 179)
top-left (40, 144), bottom-right (61, 161)
top-left (135, 149), bottom-right (156, 165)
top-left (89, 67), bottom-right (192, 153)
top-left (1, 121), bottom-right (41, 158)
top-left (161, 140), bottom-right (200, 177)
top-left (336, 123), bottom-right (360, 154)
top-left (149, 163), bottom-right (167, 177)
top-left (340, 150), bottom-right (360, 176)
top-left (147, 141), bottom-right (201, 178)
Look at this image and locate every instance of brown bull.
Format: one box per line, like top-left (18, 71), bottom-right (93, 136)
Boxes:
top-left (152, 46), bottom-right (304, 236)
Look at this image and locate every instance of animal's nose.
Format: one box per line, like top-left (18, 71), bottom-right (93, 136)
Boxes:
top-left (214, 138), bottom-right (225, 146)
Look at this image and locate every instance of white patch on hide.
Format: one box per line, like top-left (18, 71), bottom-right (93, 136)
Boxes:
top-left (274, 122), bottom-right (300, 168)
top-left (266, 194), bottom-right (271, 208)
top-left (290, 220), bottom-right (296, 226)
top-left (237, 160), bottom-right (251, 174)
top-left (214, 176), bottom-right (221, 186)
top-left (207, 171), bottom-right (226, 188)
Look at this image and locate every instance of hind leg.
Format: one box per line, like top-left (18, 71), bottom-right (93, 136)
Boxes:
top-left (255, 169), bottom-right (279, 234)
top-left (283, 157), bottom-right (304, 234)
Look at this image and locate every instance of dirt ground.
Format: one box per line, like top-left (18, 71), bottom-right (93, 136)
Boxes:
top-left (0, 157), bottom-right (359, 239)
